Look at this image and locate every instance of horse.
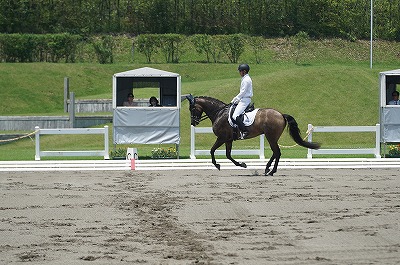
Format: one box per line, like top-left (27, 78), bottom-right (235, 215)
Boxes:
top-left (186, 95), bottom-right (320, 176)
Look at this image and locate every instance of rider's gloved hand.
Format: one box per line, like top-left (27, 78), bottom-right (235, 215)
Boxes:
top-left (231, 97), bottom-right (239, 104)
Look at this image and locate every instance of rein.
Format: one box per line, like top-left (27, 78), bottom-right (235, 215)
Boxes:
top-left (197, 114), bottom-right (209, 123)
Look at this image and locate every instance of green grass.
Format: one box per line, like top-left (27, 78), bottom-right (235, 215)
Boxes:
top-left (1, 38), bottom-right (399, 160)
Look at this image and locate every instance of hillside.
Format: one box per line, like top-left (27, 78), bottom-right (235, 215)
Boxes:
top-left (0, 37), bottom-right (399, 160)
top-left (0, 62), bottom-right (394, 160)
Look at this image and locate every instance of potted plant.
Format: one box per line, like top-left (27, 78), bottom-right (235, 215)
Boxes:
top-left (110, 148), bottom-right (127, 160)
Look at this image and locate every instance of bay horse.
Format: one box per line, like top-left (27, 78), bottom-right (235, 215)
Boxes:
top-left (186, 95), bottom-right (320, 176)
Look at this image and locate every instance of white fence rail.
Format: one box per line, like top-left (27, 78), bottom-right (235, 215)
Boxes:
top-left (35, 126), bottom-right (109, 160)
top-left (190, 124), bottom-right (382, 160)
top-left (307, 124), bottom-right (381, 159)
top-left (190, 125), bottom-right (265, 159)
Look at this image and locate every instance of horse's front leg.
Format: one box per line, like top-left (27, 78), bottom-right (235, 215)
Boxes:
top-left (210, 138), bottom-right (226, 170)
top-left (225, 141), bottom-right (247, 168)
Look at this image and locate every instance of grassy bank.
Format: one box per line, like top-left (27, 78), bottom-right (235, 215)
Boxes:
top-left (1, 38), bottom-right (399, 160)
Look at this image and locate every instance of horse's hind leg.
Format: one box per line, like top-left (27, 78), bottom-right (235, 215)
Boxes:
top-left (265, 142), bottom-right (281, 176)
top-left (265, 154), bottom-right (275, 175)
top-left (225, 141), bottom-right (247, 168)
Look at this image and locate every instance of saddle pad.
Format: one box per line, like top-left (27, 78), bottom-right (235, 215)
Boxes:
top-left (228, 108), bottom-right (259, 127)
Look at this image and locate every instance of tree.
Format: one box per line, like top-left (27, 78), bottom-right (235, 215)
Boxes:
top-left (219, 34), bottom-right (245, 64)
top-left (191, 34), bottom-right (213, 63)
top-left (158, 34), bottom-right (184, 63)
top-left (247, 36), bottom-right (266, 64)
top-left (135, 34), bottom-right (159, 63)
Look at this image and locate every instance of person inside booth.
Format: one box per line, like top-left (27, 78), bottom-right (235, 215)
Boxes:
top-left (123, 93), bottom-right (138, 107)
top-left (149, 96), bottom-right (162, 107)
top-left (388, 91), bottom-right (400, 105)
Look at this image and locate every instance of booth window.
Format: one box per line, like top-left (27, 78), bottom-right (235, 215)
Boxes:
top-left (385, 75), bottom-right (400, 106)
top-left (115, 75), bottom-right (178, 108)
top-left (134, 83), bottom-right (160, 107)
top-left (118, 81), bottom-right (161, 107)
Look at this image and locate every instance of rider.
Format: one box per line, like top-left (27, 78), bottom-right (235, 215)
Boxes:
top-left (231, 63), bottom-right (253, 139)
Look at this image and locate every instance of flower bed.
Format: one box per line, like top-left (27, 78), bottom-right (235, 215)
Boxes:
top-left (387, 144), bottom-right (400, 158)
top-left (151, 147), bottom-right (178, 159)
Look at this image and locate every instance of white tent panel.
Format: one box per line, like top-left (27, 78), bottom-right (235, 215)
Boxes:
top-left (379, 69), bottom-right (400, 143)
top-left (381, 107), bottom-right (400, 142)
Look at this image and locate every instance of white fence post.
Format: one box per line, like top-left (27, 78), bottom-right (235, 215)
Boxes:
top-left (259, 134), bottom-right (265, 160)
top-left (104, 125), bottom-right (110, 160)
top-left (307, 124), bottom-right (313, 159)
top-left (35, 126), bottom-right (40, 161)
top-left (375, 124), bottom-right (381, 158)
top-left (190, 125), bottom-right (196, 159)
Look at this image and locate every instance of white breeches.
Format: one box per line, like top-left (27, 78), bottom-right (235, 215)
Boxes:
top-left (232, 98), bottom-right (251, 120)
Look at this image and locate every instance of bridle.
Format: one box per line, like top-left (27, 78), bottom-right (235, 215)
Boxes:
top-left (190, 101), bottom-right (230, 125)
top-left (189, 104), bottom-right (208, 125)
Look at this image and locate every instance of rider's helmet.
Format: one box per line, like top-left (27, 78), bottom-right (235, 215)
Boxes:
top-left (238, 64), bottom-right (250, 73)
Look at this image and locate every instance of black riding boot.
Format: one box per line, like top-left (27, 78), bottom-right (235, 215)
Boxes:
top-left (235, 114), bottom-right (248, 139)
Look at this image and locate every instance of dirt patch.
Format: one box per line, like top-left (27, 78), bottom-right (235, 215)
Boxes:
top-left (0, 168), bottom-right (399, 264)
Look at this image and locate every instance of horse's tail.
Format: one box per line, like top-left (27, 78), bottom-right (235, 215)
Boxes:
top-left (283, 114), bottom-right (320, 150)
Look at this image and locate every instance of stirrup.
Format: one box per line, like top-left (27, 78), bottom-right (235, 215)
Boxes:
top-left (239, 131), bottom-right (248, 140)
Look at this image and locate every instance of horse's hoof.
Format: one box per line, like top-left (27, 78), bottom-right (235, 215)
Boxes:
top-left (215, 164), bottom-right (221, 170)
top-left (240, 162), bottom-right (247, 168)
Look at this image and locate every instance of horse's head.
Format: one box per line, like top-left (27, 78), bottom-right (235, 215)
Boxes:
top-left (186, 94), bottom-right (203, 126)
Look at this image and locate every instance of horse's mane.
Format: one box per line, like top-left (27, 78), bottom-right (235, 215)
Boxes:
top-left (195, 96), bottom-right (227, 106)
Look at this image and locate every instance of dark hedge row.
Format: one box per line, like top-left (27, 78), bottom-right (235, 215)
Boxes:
top-left (0, 33), bottom-right (81, 63)
top-left (0, 33), bottom-right (292, 64)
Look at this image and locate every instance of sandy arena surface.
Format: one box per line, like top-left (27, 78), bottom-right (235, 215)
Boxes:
top-left (0, 168), bottom-right (399, 264)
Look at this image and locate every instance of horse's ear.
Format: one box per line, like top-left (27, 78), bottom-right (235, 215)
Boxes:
top-left (186, 94), bottom-right (195, 105)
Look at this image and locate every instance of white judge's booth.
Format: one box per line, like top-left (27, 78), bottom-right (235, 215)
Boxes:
top-left (379, 69), bottom-right (400, 156)
top-left (112, 67), bottom-right (181, 156)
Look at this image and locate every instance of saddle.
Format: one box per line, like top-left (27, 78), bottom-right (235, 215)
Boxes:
top-left (229, 103), bottom-right (255, 121)
top-left (229, 103), bottom-right (255, 140)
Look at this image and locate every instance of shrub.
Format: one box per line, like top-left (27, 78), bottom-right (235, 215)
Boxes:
top-left (0, 33), bottom-right (80, 62)
top-left (135, 34), bottom-right (159, 63)
top-left (92, 35), bottom-right (114, 64)
top-left (292, 31), bottom-right (310, 65)
top-left (191, 34), bottom-right (213, 63)
top-left (209, 35), bottom-right (224, 63)
top-left (219, 34), bottom-right (245, 63)
top-left (110, 148), bottom-right (127, 159)
top-left (158, 34), bottom-right (185, 63)
top-left (247, 36), bottom-right (266, 64)
top-left (0, 34), bottom-right (35, 62)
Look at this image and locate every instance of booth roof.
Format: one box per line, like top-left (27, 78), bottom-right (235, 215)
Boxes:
top-left (380, 69), bottom-right (400, 75)
top-left (114, 67), bottom-right (180, 77)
